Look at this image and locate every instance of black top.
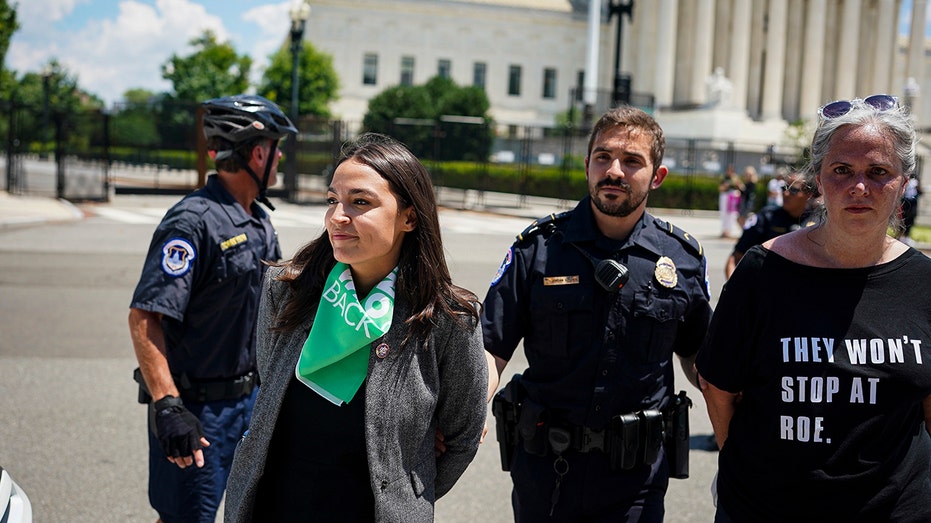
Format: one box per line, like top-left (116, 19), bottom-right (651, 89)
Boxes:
top-left (253, 375), bottom-right (373, 522)
top-left (733, 204), bottom-right (814, 256)
top-left (697, 247), bottom-right (931, 521)
top-left (130, 175), bottom-right (280, 379)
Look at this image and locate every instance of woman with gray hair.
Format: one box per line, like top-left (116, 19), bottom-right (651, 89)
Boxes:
top-left (696, 95), bottom-right (931, 522)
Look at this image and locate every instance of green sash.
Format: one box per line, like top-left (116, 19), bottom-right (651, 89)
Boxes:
top-left (295, 262), bottom-right (396, 405)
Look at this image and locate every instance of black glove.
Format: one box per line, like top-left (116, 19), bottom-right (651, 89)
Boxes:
top-left (150, 395), bottom-right (205, 458)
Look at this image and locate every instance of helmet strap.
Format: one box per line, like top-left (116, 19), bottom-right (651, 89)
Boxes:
top-left (238, 141), bottom-right (278, 211)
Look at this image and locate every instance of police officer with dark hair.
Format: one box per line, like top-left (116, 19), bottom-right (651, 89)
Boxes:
top-left (724, 171), bottom-right (817, 278)
top-left (484, 106), bottom-right (712, 522)
top-left (128, 94), bottom-right (296, 523)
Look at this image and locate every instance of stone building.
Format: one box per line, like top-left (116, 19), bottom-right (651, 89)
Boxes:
top-left (301, 0), bottom-right (930, 145)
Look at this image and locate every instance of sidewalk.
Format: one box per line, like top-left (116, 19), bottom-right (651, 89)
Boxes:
top-left (2, 189), bottom-right (928, 253)
top-left (0, 186), bottom-right (716, 231)
top-left (0, 191), bottom-right (85, 229)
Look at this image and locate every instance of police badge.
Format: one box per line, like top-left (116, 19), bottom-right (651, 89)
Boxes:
top-left (654, 256), bottom-right (678, 288)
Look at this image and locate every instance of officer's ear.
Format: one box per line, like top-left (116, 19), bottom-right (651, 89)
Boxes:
top-left (650, 165), bottom-right (669, 190)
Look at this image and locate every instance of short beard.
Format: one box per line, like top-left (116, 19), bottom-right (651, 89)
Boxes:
top-left (590, 179), bottom-right (651, 217)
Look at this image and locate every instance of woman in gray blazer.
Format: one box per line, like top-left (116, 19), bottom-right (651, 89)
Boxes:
top-left (225, 133), bottom-right (488, 522)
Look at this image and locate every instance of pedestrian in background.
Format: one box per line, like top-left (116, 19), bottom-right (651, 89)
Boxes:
top-left (698, 94), bottom-right (931, 521)
top-left (724, 171), bottom-right (816, 278)
top-left (483, 106), bottom-right (712, 522)
top-left (899, 175), bottom-right (922, 244)
top-left (718, 166), bottom-right (744, 238)
top-left (737, 165), bottom-right (759, 228)
top-left (128, 94), bottom-right (296, 522)
top-left (224, 133), bottom-right (487, 522)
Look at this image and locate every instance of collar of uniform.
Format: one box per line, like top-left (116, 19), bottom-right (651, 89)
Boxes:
top-left (561, 197), bottom-right (602, 243)
top-left (204, 174), bottom-right (266, 226)
top-left (633, 214), bottom-right (671, 256)
top-left (563, 197), bottom-right (661, 255)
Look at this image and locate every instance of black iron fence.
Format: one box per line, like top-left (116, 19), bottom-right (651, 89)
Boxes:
top-left (2, 97), bottom-right (818, 210)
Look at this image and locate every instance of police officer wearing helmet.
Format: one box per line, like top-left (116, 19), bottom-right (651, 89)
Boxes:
top-left (724, 171), bottom-right (818, 278)
top-left (484, 106), bottom-right (712, 522)
top-left (128, 94), bottom-right (296, 523)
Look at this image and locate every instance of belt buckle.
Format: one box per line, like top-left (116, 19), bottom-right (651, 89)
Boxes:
top-left (579, 428), bottom-right (605, 452)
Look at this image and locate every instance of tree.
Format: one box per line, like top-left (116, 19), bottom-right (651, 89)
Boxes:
top-left (0, 0), bottom-right (19, 100)
top-left (110, 88), bottom-right (160, 148)
top-left (362, 76), bottom-right (494, 161)
top-left (161, 30), bottom-right (251, 103)
top-left (10, 60), bottom-right (102, 153)
top-left (159, 31), bottom-right (250, 149)
top-left (258, 41), bottom-right (339, 118)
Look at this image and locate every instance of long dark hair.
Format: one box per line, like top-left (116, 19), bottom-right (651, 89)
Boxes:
top-left (273, 133), bottom-right (479, 344)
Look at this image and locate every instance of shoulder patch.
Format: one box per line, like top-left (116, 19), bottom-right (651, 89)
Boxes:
top-left (662, 221), bottom-right (703, 257)
top-left (161, 237), bottom-right (197, 277)
top-left (516, 210), bottom-right (572, 242)
top-left (489, 247), bottom-right (514, 287)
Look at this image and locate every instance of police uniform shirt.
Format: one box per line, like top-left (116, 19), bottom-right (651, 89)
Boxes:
top-left (482, 197), bottom-right (712, 429)
top-left (130, 174), bottom-right (281, 380)
top-left (733, 204), bottom-right (810, 255)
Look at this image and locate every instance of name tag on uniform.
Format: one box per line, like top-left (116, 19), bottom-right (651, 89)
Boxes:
top-left (220, 233), bottom-right (248, 251)
top-left (543, 275), bottom-right (579, 286)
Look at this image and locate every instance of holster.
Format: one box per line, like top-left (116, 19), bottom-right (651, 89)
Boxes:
top-left (491, 373), bottom-right (523, 471)
top-left (133, 367), bottom-right (152, 404)
top-left (606, 410), bottom-right (663, 471)
top-left (664, 390), bottom-right (692, 479)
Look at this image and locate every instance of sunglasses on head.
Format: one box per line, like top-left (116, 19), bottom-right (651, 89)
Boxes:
top-left (818, 94), bottom-right (898, 120)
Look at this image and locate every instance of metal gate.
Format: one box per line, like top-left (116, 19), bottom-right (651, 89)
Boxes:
top-left (1, 101), bottom-right (109, 201)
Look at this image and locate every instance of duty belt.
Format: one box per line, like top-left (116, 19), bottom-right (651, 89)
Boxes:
top-left (492, 374), bottom-right (691, 477)
top-left (180, 372), bottom-right (258, 403)
top-left (133, 368), bottom-right (258, 404)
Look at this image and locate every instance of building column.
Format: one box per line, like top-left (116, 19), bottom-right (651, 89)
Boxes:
top-left (761, 0), bottom-right (788, 120)
top-left (631, 0), bottom-right (660, 103)
top-left (799, 0), bottom-right (827, 120)
top-left (728, 0), bottom-right (752, 112)
top-left (782, 0), bottom-right (804, 120)
top-left (653, 0), bottom-right (678, 108)
top-left (869, 0), bottom-right (896, 96)
top-left (906, 0), bottom-right (927, 119)
top-left (834, 0), bottom-right (862, 99)
top-left (713, 0), bottom-right (733, 72)
top-left (747, 0), bottom-right (767, 118)
top-left (689, 0), bottom-right (716, 104)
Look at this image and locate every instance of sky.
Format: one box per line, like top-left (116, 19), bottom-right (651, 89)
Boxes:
top-left (7, 0), bottom-right (293, 104)
top-left (7, 0), bottom-right (931, 107)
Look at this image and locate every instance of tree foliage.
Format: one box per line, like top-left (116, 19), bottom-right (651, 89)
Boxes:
top-left (258, 41), bottom-right (339, 118)
top-left (362, 76), bottom-right (494, 161)
top-left (109, 88), bottom-right (160, 147)
top-left (161, 30), bottom-right (251, 103)
top-left (9, 60), bottom-right (102, 152)
top-left (0, 0), bottom-right (19, 99)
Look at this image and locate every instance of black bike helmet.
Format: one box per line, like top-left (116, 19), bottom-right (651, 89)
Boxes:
top-left (202, 94), bottom-right (297, 145)
top-left (202, 94), bottom-right (298, 211)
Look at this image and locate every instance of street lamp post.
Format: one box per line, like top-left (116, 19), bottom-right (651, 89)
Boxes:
top-left (609, 0), bottom-right (634, 107)
top-left (41, 65), bottom-right (52, 159)
top-left (286, 0), bottom-right (311, 201)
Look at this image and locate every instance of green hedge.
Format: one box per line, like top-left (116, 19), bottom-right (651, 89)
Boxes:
top-left (428, 162), bottom-right (769, 211)
top-left (65, 145), bottom-right (771, 212)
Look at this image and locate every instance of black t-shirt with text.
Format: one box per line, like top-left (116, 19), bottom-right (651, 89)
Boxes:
top-left (697, 246), bottom-right (931, 522)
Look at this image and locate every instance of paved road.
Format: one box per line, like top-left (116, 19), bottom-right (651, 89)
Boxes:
top-left (0, 193), bottom-right (738, 522)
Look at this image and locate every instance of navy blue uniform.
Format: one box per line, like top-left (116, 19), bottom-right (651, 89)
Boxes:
top-left (130, 174), bottom-right (279, 522)
top-left (733, 204), bottom-right (814, 256)
top-left (483, 197), bottom-right (712, 522)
